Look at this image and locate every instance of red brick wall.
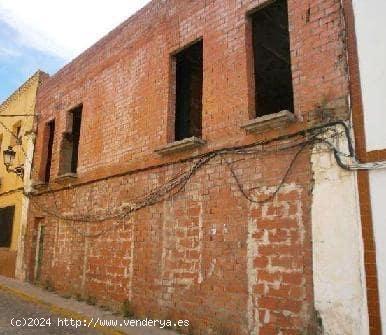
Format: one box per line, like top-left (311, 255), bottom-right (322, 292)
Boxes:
top-left (26, 0), bottom-right (349, 334)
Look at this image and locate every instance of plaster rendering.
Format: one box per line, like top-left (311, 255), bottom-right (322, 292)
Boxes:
top-left (311, 132), bottom-right (369, 335)
top-left (0, 71), bottom-right (46, 279)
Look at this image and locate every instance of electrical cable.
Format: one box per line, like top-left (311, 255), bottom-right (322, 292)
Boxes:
top-left (2, 117), bottom-right (386, 237)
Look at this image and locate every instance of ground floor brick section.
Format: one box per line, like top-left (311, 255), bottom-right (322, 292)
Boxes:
top-left (25, 149), bottom-right (316, 335)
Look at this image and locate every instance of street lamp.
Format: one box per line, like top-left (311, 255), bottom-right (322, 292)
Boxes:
top-left (3, 146), bottom-right (24, 178)
top-left (3, 146), bottom-right (15, 167)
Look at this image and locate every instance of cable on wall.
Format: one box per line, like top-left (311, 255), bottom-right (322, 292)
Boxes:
top-left (1, 116), bottom-right (385, 237)
top-left (27, 126), bottom-right (328, 231)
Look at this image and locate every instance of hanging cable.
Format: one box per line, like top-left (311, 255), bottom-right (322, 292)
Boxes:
top-left (1, 116), bottom-right (386, 237)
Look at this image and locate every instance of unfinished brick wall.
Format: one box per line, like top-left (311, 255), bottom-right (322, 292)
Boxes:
top-left (27, 150), bottom-right (314, 334)
top-left (26, 0), bottom-right (350, 334)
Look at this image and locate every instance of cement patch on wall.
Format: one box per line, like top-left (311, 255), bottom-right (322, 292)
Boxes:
top-left (311, 135), bottom-right (369, 335)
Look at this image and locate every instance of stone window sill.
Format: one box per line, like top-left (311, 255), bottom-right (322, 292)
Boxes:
top-left (241, 110), bottom-right (296, 134)
top-left (155, 137), bottom-right (206, 155)
top-left (53, 173), bottom-right (78, 183)
top-left (31, 181), bottom-right (49, 190)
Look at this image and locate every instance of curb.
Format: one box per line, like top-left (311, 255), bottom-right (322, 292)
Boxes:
top-left (0, 283), bottom-right (127, 335)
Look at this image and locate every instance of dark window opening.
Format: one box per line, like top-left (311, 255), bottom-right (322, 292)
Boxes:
top-left (59, 105), bottom-right (82, 175)
top-left (10, 122), bottom-right (22, 147)
top-left (174, 40), bottom-right (203, 141)
top-left (0, 206), bottom-right (15, 248)
top-left (70, 107), bottom-right (82, 173)
top-left (43, 120), bottom-right (55, 183)
top-left (16, 126), bottom-right (21, 137)
top-left (250, 0), bottom-right (294, 117)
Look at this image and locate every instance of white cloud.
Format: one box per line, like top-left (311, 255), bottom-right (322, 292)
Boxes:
top-left (0, 0), bottom-right (150, 60)
top-left (0, 46), bottom-right (21, 57)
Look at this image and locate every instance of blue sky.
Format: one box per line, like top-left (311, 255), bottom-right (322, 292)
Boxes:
top-left (0, 20), bottom-right (65, 102)
top-left (0, 0), bottom-right (149, 103)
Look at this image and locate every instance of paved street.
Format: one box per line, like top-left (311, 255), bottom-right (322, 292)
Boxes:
top-left (0, 276), bottom-right (178, 335)
top-left (0, 290), bottom-right (100, 335)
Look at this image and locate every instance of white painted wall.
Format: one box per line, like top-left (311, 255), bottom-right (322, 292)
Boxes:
top-left (311, 133), bottom-right (369, 335)
top-left (369, 171), bottom-right (386, 333)
top-left (353, 3), bottom-right (386, 332)
top-left (352, 0), bottom-right (386, 151)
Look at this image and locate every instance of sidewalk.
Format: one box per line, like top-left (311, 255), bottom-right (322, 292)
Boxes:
top-left (0, 275), bottom-right (179, 335)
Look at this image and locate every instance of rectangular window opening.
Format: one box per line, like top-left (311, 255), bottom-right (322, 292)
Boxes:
top-left (70, 107), bottom-right (82, 173)
top-left (174, 40), bottom-right (203, 141)
top-left (43, 120), bottom-right (55, 183)
top-left (250, 0), bottom-right (294, 117)
top-left (10, 122), bottom-right (22, 147)
top-left (59, 105), bottom-right (82, 175)
top-left (0, 206), bottom-right (15, 248)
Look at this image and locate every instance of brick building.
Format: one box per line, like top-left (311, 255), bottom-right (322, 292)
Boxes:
top-left (22, 0), bottom-right (381, 334)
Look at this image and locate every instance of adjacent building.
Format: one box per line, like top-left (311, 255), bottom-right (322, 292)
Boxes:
top-left (18, 0), bottom-right (385, 334)
top-left (0, 71), bottom-right (47, 279)
top-left (347, 1), bottom-right (386, 334)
